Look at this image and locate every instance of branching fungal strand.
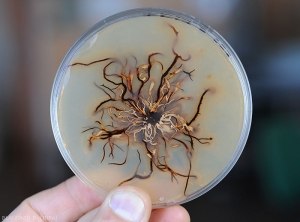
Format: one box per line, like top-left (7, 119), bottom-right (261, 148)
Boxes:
top-left (79, 24), bottom-right (213, 196)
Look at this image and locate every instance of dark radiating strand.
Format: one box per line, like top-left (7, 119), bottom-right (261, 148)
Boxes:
top-left (119, 150), bottom-right (153, 186)
top-left (187, 89), bottom-right (209, 126)
top-left (70, 58), bottom-right (111, 67)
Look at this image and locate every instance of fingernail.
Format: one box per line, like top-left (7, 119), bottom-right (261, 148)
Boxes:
top-left (109, 191), bottom-right (145, 222)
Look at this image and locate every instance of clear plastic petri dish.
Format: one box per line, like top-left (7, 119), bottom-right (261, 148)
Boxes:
top-left (51, 8), bottom-right (252, 208)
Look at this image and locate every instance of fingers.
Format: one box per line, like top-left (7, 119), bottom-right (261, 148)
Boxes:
top-left (149, 205), bottom-right (190, 222)
top-left (6, 176), bottom-right (190, 222)
top-left (78, 185), bottom-right (152, 222)
top-left (7, 176), bottom-right (105, 221)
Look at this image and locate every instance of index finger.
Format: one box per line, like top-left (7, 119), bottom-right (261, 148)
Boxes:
top-left (8, 176), bottom-right (105, 221)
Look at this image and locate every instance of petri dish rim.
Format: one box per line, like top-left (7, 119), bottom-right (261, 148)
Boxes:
top-left (50, 7), bottom-right (252, 208)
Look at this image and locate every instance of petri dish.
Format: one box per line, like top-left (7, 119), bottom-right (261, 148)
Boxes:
top-left (51, 8), bottom-right (252, 208)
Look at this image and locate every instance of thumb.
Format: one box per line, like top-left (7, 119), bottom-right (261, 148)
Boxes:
top-left (78, 185), bottom-right (152, 222)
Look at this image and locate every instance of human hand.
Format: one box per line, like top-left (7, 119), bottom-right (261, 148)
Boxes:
top-left (5, 176), bottom-right (190, 221)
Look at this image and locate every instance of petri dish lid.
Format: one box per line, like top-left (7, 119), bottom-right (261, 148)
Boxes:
top-left (51, 8), bottom-right (252, 208)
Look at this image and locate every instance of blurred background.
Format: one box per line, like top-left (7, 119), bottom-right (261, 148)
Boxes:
top-left (1, 0), bottom-right (300, 221)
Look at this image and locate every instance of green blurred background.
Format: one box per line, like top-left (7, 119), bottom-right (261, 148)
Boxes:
top-left (0, 0), bottom-right (300, 221)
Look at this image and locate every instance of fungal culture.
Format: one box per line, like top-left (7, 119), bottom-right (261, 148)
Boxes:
top-left (51, 8), bottom-right (252, 207)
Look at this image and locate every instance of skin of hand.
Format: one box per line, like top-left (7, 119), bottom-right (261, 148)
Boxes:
top-left (4, 176), bottom-right (190, 222)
